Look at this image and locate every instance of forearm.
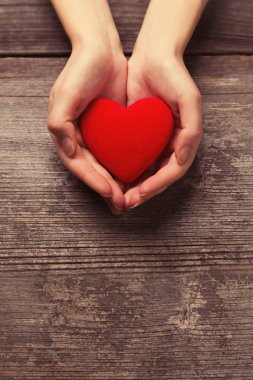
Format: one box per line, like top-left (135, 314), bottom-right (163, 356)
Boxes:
top-left (134, 0), bottom-right (208, 58)
top-left (50, 0), bottom-right (121, 52)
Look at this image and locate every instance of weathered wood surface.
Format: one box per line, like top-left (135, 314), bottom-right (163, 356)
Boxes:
top-left (0, 0), bottom-right (253, 56)
top-left (0, 0), bottom-right (253, 378)
top-left (1, 271), bottom-right (253, 379)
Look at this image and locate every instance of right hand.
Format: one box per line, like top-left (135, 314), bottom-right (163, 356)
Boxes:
top-left (124, 54), bottom-right (203, 210)
top-left (48, 45), bottom-right (128, 214)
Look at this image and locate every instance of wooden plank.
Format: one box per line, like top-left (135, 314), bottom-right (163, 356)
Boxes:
top-left (0, 270), bottom-right (253, 379)
top-left (0, 0), bottom-right (252, 55)
top-left (0, 57), bottom-right (252, 262)
top-left (1, 56), bottom-right (253, 97)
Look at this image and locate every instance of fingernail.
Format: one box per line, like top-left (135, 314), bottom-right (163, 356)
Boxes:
top-left (107, 204), bottom-right (121, 215)
top-left (60, 137), bottom-right (75, 157)
top-left (130, 202), bottom-right (140, 209)
top-left (113, 204), bottom-right (122, 211)
top-left (139, 193), bottom-right (147, 197)
top-left (178, 146), bottom-right (191, 165)
top-left (103, 198), bottom-right (122, 215)
top-left (109, 205), bottom-right (122, 215)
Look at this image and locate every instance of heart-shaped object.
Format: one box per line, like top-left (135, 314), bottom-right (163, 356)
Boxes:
top-left (80, 97), bottom-right (174, 183)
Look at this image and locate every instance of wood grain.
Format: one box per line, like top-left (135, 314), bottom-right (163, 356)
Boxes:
top-left (1, 271), bottom-right (253, 379)
top-left (0, 0), bottom-right (253, 56)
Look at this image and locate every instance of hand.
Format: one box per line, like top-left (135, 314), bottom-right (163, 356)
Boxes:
top-left (48, 46), bottom-right (128, 214)
top-left (124, 54), bottom-right (203, 209)
top-left (122, 0), bottom-right (207, 210)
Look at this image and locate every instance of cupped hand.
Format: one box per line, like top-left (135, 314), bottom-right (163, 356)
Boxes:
top-left (48, 46), bottom-right (128, 214)
top-left (124, 54), bottom-right (203, 209)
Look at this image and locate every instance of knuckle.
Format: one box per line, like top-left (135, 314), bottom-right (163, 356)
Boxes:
top-left (191, 126), bottom-right (203, 141)
top-left (47, 118), bottom-right (63, 134)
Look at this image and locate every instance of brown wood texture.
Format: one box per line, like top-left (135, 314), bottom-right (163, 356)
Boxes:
top-left (0, 0), bottom-right (253, 379)
top-left (1, 271), bottom-right (253, 379)
top-left (0, 0), bottom-right (253, 55)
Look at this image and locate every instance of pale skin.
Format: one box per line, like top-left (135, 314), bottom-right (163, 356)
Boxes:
top-left (48, 0), bottom-right (208, 214)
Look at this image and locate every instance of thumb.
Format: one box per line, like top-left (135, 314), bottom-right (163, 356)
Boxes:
top-left (175, 90), bottom-right (203, 166)
top-left (48, 94), bottom-right (78, 157)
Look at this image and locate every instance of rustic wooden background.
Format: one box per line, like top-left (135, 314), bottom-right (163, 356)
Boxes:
top-left (0, 0), bottom-right (253, 379)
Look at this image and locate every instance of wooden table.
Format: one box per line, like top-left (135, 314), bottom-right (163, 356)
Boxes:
top-left (0, 1), bottom-right (253, 378)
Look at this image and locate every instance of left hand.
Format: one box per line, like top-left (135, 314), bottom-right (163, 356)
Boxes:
top-left (124, 54), bottom-right (203, 209)
top-left (48, 47), bottom-right (128, 215)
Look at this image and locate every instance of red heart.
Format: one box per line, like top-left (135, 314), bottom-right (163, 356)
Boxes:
top-left (80, 97), bottom-right (174, 183)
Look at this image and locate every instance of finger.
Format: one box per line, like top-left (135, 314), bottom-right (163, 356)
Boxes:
top-left (70, 155), bottom-right (112, 198)
top-left (114, 179), bottom-right (127, 193)
top-left (90, 161), bottom-right (125, 212)
top-left (126, 153), bottom-right (187, 209)
top-left (81, 147), bottom-right (125, 211)
top-left (127, 184), bottom-right (169, 210)
top-left (51, 136), bottom-right (113, 198)
top-left (75, 120), bottom-right (85, 148)
top-left (124, 161), bottom-right (158, 209)
top-left (175, 90), bottom-right (203, 166)
top-left (48, 94), bottom-right (79, 157)
top-left (139, 153), bottom-right (186, 195)
top-left (103, 198), bottom-right (122, 216)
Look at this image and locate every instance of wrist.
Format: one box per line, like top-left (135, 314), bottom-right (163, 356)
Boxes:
top-left (71, 38), bottom-right (125, 72)
top-left (51, 0), bottom-right (123, 57)
top-left (131, 39), bottom-right (184, 69)
top-left (71, 27), bottom-right (123, 58)
top-left (132, 0), bottom-right (208, 62)
top-left (70, 37), bottom-right (127, 82)
top-left (132, 29), bottom-right (184, 64)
